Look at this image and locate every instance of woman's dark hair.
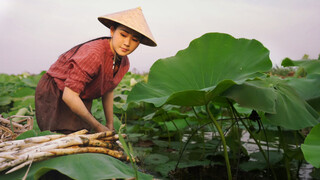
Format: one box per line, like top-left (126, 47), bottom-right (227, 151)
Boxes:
top-left (111, 22), bottom-right (120, 29)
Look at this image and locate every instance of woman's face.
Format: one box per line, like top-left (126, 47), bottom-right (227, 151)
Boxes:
top-left (110, 25), bottom-right (142, 57)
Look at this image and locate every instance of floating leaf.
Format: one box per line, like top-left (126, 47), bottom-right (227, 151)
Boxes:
top-left (144, 154), bottom-right (169, 165)
top-left (240, 151), bottom-right (283, 171)
top-left (154, 161), bottom-right (177, 177)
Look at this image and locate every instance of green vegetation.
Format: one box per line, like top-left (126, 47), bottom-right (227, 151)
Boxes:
top-left (1, 33), bottom-right (320, 179)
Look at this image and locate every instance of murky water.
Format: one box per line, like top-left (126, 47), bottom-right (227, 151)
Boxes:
top-left (181, 131), bottom-right (316, 179)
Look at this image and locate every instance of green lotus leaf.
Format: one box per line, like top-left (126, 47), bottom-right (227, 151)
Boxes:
top-left (162, 119), bottom-right (190, 131)
top-left (127, 33), bottom-right (272, 107)
top-left (154, 161), bottom-right (177, 177)
top-left (281, 58), bottom-right (320, 75)
top-left (12, 87), bottom-right (35, 98)
top-left (224, 77), bottom-right (319, 130)
top-left (0, 153), bottom-right (152, 180)
top-left (0, 73), bottom-right (19, 82)
top-left (240, 151), bottom-right (283, 171)
top-left (21, 71), bottom-right (44, 88)
top-left (301, 123), bottom-right (320, 168)
top-left (263, 78), bottom-right (319, 130)
top-left (144, 154), bottom-right (170, 165)
top-left (0, 96), bottom-right (12, 106)
top-left (285, 74), bottom-right (320, 112)
top-left (223, 79), bottom-right (277, 113)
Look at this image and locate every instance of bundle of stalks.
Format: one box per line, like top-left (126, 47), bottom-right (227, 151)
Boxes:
top-left (0, 115), bottom-right (33, 142)
top-left (0, 129), bottom-right (131, 174)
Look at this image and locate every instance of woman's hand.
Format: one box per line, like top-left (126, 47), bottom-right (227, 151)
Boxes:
top-left (95, 124), bottom-right (111, 132)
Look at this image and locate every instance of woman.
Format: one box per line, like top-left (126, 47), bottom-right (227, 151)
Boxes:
top-left (35, 7), bottom-right (157, 134)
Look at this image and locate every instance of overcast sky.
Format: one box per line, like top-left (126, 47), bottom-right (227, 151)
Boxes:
top-left (0, 0), bottom-right (320, 74)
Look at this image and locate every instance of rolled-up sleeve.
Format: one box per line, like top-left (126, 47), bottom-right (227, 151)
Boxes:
top-left (64, 48), bottom-right (101, 94)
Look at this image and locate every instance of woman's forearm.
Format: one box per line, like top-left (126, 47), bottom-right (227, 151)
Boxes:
top-left (62, 87), bottom-right (107, 132)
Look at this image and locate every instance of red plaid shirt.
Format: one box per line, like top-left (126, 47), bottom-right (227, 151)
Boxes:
top-left (47, 38), bottom-right (129, 100)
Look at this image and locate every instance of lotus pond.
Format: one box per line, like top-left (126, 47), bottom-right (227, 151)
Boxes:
top-left (1, 33), bottom-right (320, 180)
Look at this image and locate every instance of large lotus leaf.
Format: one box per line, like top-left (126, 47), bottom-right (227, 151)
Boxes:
top-left (301, 123), bottom-right (320, 168)
top-left (224, 77), bottom-right (319, 130)
top-left (127, 33), bottom-right (272, 107)
top-left (281, 58), bottom-right (320, 75)
top-left (284, 74), bottom-right (320, 112)
top-left (0, 153), bottom-right (152, 180)
top-left (264, 78), bottom-right (319, 130)
top-left (222, 79), bottom-right (277, 113)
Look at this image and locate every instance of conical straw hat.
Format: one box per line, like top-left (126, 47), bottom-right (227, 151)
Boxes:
top-left (98, 7), bottom-right (157, 47)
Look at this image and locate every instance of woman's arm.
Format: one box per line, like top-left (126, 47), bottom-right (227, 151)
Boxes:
top-left (62, 87), bottom-right (109, 132)
top-left (102, 90), bottom-right (114, 130)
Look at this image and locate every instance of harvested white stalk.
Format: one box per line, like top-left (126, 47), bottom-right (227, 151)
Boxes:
top-left (0, 153), bottom-right (18, 160)
top-left (0, 158), bottom-right (6, 163)
top-left (3, 147), bottom-right (129, 173)
top-left (68, 129), bottom-right (88, 135)
top-left (48, 147), bottom-right (129, 161)
top-left (5, 160), bottom-right (33, 174)
top-left (5, 156), bottom-right (48, 174)
top-left (80, 131), bottom-right (114, 140)
top-left (100, 134), bottom-right (126, 141)
top-left (0, 134), bottom-right (65, 149)
top-left (24, 135), bottom-right (66, 143)
top-left (0, 145), bottom-right (30, 153)
top-left (0, 151), bottom-right (18, 156)
top-left (17, 136), bottom-right (88, 155)
top-left (0, 130), bottom-right (131, 174)
top-left (0, 151), bottom-right (22, 163)
top-left (87, 139), bottom-right (118, 149)
top-left (0, 151), bottom-right (54, 171)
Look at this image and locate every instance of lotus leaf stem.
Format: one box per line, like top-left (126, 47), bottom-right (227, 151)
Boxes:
top-left (206, 104), bottom-right (232, 180)
top-left (277, 126), bottom-right (292, 180)
top-left (240, 119), bottom-right (277, 179)
top-left (192, 106), bottom-right (200, 119)
top-left (174, 121), bottom-right (213, 170)
top-left (227, 101), bottom-right (277, 180)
